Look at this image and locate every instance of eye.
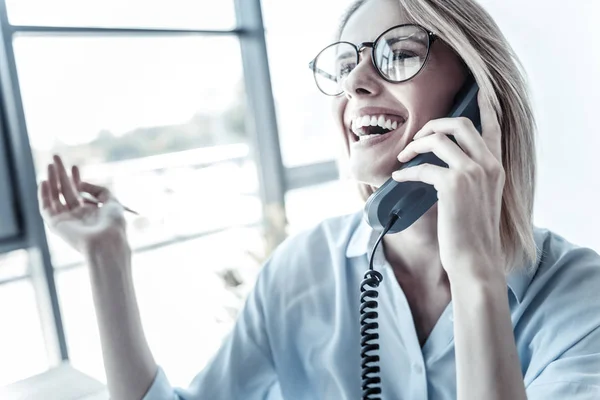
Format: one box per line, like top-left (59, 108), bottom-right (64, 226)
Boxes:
top-left (337, 62), bottom-right (356, 80)
top-left (392, 51), bottom-right (418, 61)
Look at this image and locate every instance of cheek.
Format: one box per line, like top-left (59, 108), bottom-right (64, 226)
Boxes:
top-left (330, 96), bottom-right (351, 154)
top-left (331, 96), bottom-right (345, 117)
top-left (331, 97), bottom-right (347, 132)
top-left (395, 49), bottom-right (467, 123)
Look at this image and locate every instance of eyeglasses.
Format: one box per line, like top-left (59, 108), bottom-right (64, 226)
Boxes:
top-left (308, 24), bottom-right (437, 96)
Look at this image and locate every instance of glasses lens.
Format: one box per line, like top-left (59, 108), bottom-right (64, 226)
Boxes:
top-left (374, 25), bottom-right (430, 82)
top-left (312, 42), bottom-right (357, 96)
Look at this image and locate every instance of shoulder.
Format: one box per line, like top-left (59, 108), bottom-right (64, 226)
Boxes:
top-left (273, 211), bottom-right (362, 262)
top-left (523, 226), bottom-right (600, 329)
top-left (253, 211), bottom-right (363, 296)
top-left (266, 211), bottom-right (362, 274)
top-left (527, 226), bottom-right (600, 298)
top-left (248, 209), bottom-right (362, 318)
top-left (517, 226), bottom-right (600, 382)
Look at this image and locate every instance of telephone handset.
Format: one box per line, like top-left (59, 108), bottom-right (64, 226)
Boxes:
top-left (364, 76), bottom-right (481, 234)
top-left (358, 77), bottom-right (482, 400)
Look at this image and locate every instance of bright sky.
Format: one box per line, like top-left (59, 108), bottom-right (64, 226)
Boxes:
top-left (6, 0), bottom-right (236, 29)
top-left (8, 0), bottom-right (242, 149)
top-left (14, 35), bottom-right (243, 148)
top-left (8, 0), bottom-right (353, 167)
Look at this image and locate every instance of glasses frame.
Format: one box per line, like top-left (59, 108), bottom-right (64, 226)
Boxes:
top-left (308, 23), bottom-right (438, 96)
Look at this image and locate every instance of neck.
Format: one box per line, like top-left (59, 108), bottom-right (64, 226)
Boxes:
top-left (381, 204), bottom-right (446, 285)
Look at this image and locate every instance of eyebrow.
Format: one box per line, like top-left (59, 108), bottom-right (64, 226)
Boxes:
top-left (385, 32), bottom-right (428, 46)
top-left (335, 51), bottom-right (356, 60)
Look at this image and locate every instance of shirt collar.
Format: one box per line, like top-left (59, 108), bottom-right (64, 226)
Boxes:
top-left (346, 215), bottom-right (539, 304)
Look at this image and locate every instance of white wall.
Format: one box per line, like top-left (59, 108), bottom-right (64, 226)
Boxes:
top-left (477, 0), bottom-right (600, 251)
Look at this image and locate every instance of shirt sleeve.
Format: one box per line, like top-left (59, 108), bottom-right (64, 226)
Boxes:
top-left (527, 381), bottom-right (600, 400)
top-left (524, 245), bottom-right (600, 399)
top-left (142, 259), bottom-right (279, 400)
top-left (525, 325), bottom-right (600, 399)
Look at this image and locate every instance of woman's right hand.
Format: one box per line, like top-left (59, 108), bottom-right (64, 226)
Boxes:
top-left (39, 156), bottom-right (158, 400)
top-left (38, 155), bottom-right (130, 256)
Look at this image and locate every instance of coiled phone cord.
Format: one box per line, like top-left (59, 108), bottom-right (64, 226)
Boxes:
top-left (360, 213), bottom-right (399, 400)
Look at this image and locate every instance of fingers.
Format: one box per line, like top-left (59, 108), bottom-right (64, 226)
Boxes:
top-left (397, 132), bottom-right (476, 170)
top-left (78, 181), bottom-right (113, 203)
top-left (47, 164), bottom-right (66, 213)
top-left (38, 180), bottom-right (55, 216)
top-left (46, 155), bottom-right (116, 211)
top-left (72, 165), bottom-right (81, 190)
top-left (53, 155), bottom-right (80, 210)
top-left (72, 165), bottom-right (109, 205)
top-left (412, 117), bottom-right (488, 162)
top-left (392, 163), bottom-right (451, 191)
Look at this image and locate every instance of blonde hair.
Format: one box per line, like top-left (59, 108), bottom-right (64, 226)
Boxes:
top-left (338, 0), bottom-right (538, 273)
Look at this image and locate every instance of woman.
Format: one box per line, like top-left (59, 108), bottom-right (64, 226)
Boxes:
top-left (39, 0), bottom-right (600, 399)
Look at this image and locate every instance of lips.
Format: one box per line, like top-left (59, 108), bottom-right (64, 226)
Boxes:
top-left (352, 114), bottom-right (404, 136)
top-left (348, 119), bottom-right (406, 147)
top-left (345, 105), bottom-right (408, 143)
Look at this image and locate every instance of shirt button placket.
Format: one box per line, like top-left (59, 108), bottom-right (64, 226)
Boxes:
top-left (412, 362), bottom-right (423, 374)
top-left (410, 361), bottom-right (428, 399)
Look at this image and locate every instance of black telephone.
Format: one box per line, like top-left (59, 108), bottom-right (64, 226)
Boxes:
top-left (364, 76), bottom-right (481, 234)
top-left (359, 76), bottom-right (481, 400)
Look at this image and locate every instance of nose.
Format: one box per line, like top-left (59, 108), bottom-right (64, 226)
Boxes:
top-left (341, 47), bottom-right (383, 100)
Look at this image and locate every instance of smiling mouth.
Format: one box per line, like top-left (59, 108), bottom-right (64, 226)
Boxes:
top-left (349, 114), bottom-right (406, 142)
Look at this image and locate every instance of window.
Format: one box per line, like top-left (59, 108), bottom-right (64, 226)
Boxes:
top-left (55, 226), bottom-right (265, 385)
top-left (0, 250), bottom-right (49, 386)
top-left (14, 35), bottom-right (260, 268)
top-left (285, 179), bottom-right (361, 235)
top-left (262, 0), bottom-right (352, 167)
top-left (0, 0), bottom-right (344, 390)
top-left (6, 0), bottom-right (236, 30)
top-left (13, 34), bottom-right (265, 384)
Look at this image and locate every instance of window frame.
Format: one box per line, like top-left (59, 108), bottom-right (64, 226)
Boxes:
top-left (0, 0), bottom-right (339, 378)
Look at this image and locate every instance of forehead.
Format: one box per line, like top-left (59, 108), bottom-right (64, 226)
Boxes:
top-left (340, 0), bottom-right (412, 44)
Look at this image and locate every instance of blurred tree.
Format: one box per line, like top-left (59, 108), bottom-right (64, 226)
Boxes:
top-left (223, 79), bottom-right (247, 141)
top-left (47, 90), bottom-right (250, 164)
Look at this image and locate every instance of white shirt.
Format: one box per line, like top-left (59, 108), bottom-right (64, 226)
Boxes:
top-left (143, 211), bottom-right (600, 399)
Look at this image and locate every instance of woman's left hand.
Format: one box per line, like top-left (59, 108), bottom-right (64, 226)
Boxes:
top-left (392, 91), bottom-right (507, 283)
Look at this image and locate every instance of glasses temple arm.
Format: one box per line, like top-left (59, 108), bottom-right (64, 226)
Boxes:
top-left (308, 61), bottom-right (338, 83)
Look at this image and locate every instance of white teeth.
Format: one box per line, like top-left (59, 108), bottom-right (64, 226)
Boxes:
top-left (351, 121), bottom-right (361, 136)
top-left (351, 114), bottom-right (404, 136)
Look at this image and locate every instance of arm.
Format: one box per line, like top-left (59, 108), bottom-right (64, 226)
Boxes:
top-left (40, 155), bottom-right (278, 400)
top-left (450, 271), bottom-right (527, 400)
top-left (39, 156), bottom-right (158, 400)
top-left (88, 240), bottom-right (280, 400)
top-left (86, 243), bottom-right (158, 400)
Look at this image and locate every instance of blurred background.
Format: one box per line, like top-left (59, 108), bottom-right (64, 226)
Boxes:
top-left (0, 0), bottom-right (597, 398)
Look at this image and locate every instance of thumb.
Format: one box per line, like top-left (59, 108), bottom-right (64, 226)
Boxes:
top-left (78, 181), bottom-right (116, 204)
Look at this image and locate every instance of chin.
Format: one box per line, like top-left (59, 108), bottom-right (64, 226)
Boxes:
top-left (348, 156), bottom-right (398, 188)
top-left (349, 166), bottom-right (390, 188)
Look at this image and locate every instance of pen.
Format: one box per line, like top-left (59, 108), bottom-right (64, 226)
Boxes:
top-left (79, 192), bottom-right (139, 215)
